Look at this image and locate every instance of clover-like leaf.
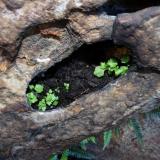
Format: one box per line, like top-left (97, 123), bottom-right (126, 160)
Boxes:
top-left (34, 84), bottom-right (44, 93)
top-left (27, 92), bottom-right (38, 104)
top-left (115, 66), bottom-right (128, 77)
top-left (94, 66), bottom-right (105, 78)
top-left (38, 99), bottom-right (47, 111)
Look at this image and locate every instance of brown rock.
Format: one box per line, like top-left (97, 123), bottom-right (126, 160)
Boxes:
top-left (112, 7), bottom-right (160, 70)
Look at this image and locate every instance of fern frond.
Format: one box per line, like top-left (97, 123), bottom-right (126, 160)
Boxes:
top-left (68, 148), bottom-right (95, 160)
top-left (129, 118), bottom-right (143, 144)
top-left (60, 149), bottom-right (69, 160)
top-left (146, 106), bottom-right (160, 120)
top-left (103, 130), bottom-right (112, 150)
top-left (80, 136), bottom-right (96, 150)
top-left (49, 153), bottom-right (58, 160)
top-left (113, 127), bottom-right (121, 139)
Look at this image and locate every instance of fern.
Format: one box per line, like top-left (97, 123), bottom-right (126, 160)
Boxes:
top-left (68, 148), bottom-right (95, 160)
top-left (129, 118), bottom-right (143, 144)
top-left (113, 127), bottom-right (121, 139)
top-left (103, 130), bottom-right (112, 150)
top-left (146, 106), bottom-right (160, 120)
top-left (80, 136), bottom-right (96, 150)
top-left (49, 153), bottom-right (58, 160)
top-left (60, 149), bottom-right (69, 160)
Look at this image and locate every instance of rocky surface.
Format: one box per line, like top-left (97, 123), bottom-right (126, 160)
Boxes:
top-left (90, 116), bottom-right (160, 160)
top-left (113, 7), bottom-right (160, 70)
top-left (0, 0), bottom-right (160, 159)
top-left (1, 72), bottom-right (160, 160)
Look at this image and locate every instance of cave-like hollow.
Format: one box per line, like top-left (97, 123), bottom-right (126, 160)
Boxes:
top-left (26, 41), bottom-right (134, 111)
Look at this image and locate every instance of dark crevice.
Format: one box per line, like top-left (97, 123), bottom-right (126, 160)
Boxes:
top-left (103, 0), bottom-right (160, 15)
top-left (136, 66), bottom-right (160, 75)
top-left (28, 40), bottom-right (133, 110)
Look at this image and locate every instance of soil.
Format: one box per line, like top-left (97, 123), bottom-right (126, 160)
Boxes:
top-left (29, 41), bottom-right (131, 111)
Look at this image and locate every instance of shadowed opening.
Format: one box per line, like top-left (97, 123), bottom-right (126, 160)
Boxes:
top-left (104, 0), bottom-right (160, 15)
top-left (27, 40), bottom-right (133, 111)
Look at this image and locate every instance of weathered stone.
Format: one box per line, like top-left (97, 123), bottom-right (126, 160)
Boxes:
top-left (0, 0), bottom-right (110, 63)
top-left (0, 72), bottom-right (160, 159)
top-left (69, 12), bottom-right (115, 43)
top-left (0, 1), bottom-right (160, 159)
top-left (89, 117), bottom-right (160, 160)
top-left (112, 7), bottom-right (160, 70)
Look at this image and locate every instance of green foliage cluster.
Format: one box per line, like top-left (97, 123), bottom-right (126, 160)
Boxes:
top-left (94, 55), bottom-right (129, 78)
top-left (27, 83), bottom-right (70, 111)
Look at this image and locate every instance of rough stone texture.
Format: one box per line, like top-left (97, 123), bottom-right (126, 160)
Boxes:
top-left (89, 117), bottom-right (160, 160)
top-left (0, 1), bottom-right (160, 160)
top-left (112, 7), bottom-right (160, 70)
top-left (0, 72), bottom-right (160, 160)
top-left (69, 12), bottom-right (115, 43)
top-left (0, 0), bottom-right (110, 62)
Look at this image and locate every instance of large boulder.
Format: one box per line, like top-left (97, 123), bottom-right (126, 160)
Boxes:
top-left (0, 1), bottom-right (160, 159)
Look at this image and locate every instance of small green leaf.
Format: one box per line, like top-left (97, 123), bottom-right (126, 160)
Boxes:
top-left (34, 84), bottom-right (44, 93)
top-left (80, 136), bottom-right (96, 150)
top-left (55, 87), bottom-right (60, 93)
top-left (60, 149), bottom-right (69, 160)
top-left (46, 92), bottom-right (59, 106)
top-left (121, 55), bottom-right (129, 64)
top-left (103, 130), bottom-right (112, 150)
top-left (27, 92), bottom-right (38, 104)
top-left (100, 62), bottom-right (107, 70)
top-left (94, 66), bottom-right (105, 78)
top-left (106, 58), bottom-right (118, 68)
top-left (38, 99), bottom-right (47, 111)
top-left (29, 85), bottom-right (34, 90)
top-left (115, 66), bottom-right (128, 77)
top-left (129, 118), bottom-right (143, 144)
top-left (64, 83), bottom-right (70, 92)
top-left (52, 100), bottom-right (59, 106)
top-left (49, 89), bottom-right (53, 94)
top-left (49, 153), bottom-right (58, 160)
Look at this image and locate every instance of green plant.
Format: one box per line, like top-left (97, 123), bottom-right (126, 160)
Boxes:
top-left (38, 98), bottom-right (47, 111)
top-left (129, 118), bottom-right (143, 144)
top-left (46, 89), bottom-right (59, 106)
top-left (60, 149), bottom-right (69, 160)
top-left (27, 84), bottom-right (44, 105)
top-left (27, 92), bottom-right (38, 104)
top-left (64, 83), bottom-right (70, 92)
top-left (27, 84), bottom-right (59, 111)
top-left (49, 153), bottom-right (58, 160)
top-left (49, 148), bottom-right (95, 160)
top-left (80, 136), bottom-right (97, 150)
top-left (93, 56), bottom-right (129, 78)
top-left (146, 106), bottom-right (160, 119)
top-left (29, 84), bottom-right (44, 93)
top-left (103, 130), bottom-right (112, 150)
top-left (68, 148), bottom-right (95, 160)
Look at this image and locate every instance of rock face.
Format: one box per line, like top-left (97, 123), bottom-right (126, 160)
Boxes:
top-left (113, 7), bottom-right (160, 70)
top-left (0, 0), bottom-right (160, 159)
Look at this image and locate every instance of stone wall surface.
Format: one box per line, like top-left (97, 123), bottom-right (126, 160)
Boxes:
top-left (0, 0), bottom-right (160, 159)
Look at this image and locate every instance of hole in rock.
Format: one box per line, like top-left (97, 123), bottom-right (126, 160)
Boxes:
top-left (104, 0), bottom-right (160, 15)
top-left (27, 41), bottom-right (132, 111)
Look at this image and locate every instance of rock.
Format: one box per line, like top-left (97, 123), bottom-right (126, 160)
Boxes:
top-left (0, 72), bottom-right (160, 159)
top-left (112, 7), bottom-right (160, 70)
top-left (89, 117), bottom-right (160, 160)
top-left (0, 0), bottom-right (160, 159)
top-left (69, 12), bottom-right (115, 43)
top-left (0, 0), bottom-right (110, 62)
